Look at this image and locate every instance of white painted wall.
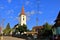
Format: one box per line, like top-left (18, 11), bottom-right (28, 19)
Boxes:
top-left (20, 15), bottom-right (26, 25)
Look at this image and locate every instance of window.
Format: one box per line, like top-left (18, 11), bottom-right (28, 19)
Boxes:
top-left (23, 18), bottom-right (24, 20)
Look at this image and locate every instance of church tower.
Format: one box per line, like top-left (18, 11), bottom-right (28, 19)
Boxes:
top-left (19, 6), bottom-right (26, 26)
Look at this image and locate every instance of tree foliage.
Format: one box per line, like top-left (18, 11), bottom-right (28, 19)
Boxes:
top-left (3, 23), bottom-right (11, 35)
top-left (14, 24), bottom-right (27, 34)
top-left (43, 22), bottom-right (52, 30)
top-left (18, 24), bottom-right (27, 32)
top-left (38, 22), bottom-right (53, 38)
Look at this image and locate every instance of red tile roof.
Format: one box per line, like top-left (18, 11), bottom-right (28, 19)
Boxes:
top-left (33, 26), bottom-right (44, 30)
top-left (20, 6), bottom-right (25, 15)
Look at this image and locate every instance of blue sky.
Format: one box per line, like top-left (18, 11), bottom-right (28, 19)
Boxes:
top-left (0, 0), bottom-right (60, 30)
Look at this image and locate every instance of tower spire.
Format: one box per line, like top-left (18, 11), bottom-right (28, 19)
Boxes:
top-left (20, 6), bottom-right (25, 15)
top-left (19, 5), bottom-right (26, 26)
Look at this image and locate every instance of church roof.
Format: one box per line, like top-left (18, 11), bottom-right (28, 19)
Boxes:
top-left (20, 6), bottom-right (25, 16)
top-left (57, 11), bottom-right (60, 18)
top-left (53, 11), bottom-right (60, 27)
top-left (55, 11), bottom-right (60, 22)
top-left (32, 26), bottom-right (43, 30)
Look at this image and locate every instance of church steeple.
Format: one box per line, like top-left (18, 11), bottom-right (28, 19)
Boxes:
top-left (19, 6), bottom-right (26, 26)
top-left (20, 6), bottom-right (25, 15)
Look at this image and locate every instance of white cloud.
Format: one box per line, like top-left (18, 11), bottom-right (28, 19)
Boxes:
top-left (14, 17), bottom-right (19, 22)
top-left (15, 17), bottom-right (19, 20)
top-left (26, 11), bottom-right (31, 17)
top-left (7, 0), bottom-right (12, 3)
top-left (51, 21), bottom-right (54, 24)
top-left (26, 10), bottom-right (42, 17)
top-left (25, 10), bottom-right (43, 21)
top-left (8, 16), bottom-right (13, 19)
top-left (38, 11), bottom-right (43, 14)
top-left (25, 1), bottom-right (30, 5)
top-left (26, 17), bottom-right (30, 21)
top-left (25, 10), bottom-right (37, 21)
top-left (30, 10), bottom-right (35, 15)
top-left (18, 13), bottom-right (20, 16)
top-left (30, 10), bottom-right (42, 14)
top-left (7, 9), bottom-right (14, 15)
top-left (25, 11), bottom-right (31, 21)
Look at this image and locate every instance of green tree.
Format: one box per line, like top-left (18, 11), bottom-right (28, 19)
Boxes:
top-left (43, 22), bottom-right (52, 37)
top-left (3, 23), bottom-right (11, 35)
top-left (12, 24), bottom-right (27, 35)
top-left (37, 22), bottom-right (53, 39)
top-left (43, 22), bottom-right (52, 30)
top-left (6, 23), bottom-right (10, 29)
top-left (17, 24), bottom-right (27, 34)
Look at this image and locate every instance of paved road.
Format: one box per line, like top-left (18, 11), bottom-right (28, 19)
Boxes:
top-left (1, 36), bottom-right (26, 40)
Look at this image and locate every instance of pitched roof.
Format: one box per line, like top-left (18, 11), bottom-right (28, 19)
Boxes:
top-left (53, 11), bottom-right (60, 28)
top-left (20, 6), bottom-right (25, 15)
top-left (57, 11), bottom-right (60, 18)
top-left (55, 11), bottom-right (60, 22)
top-left (32, 26), bottom-right (43, 29)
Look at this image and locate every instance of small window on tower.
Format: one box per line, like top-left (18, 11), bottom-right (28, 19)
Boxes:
top-left (23, 18), bottom-right (24, 20)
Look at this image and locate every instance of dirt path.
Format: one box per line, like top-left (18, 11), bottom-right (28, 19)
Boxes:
top-left (0, 36), bottom-right (26, 40)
